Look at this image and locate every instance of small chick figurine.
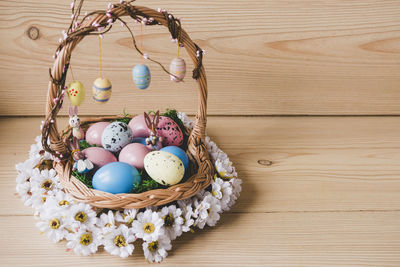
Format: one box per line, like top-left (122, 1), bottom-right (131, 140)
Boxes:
top-left (67, 137), bottom-right (93, 174)
top-left (69, 106), bottom-right (85, 140)
top-left (144, 111), bottom-right (163, 151)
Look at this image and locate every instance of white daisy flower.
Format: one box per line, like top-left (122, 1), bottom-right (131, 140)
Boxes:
top-left (177, 112), bottom-right (194, 129)
top-left (115, 208), bottom-right (137, 226)
top-left (30, 169), bottom-right (61, 195)
top-left (103, 224), bottom-right (135, 258)
top-left (131, 209), bottom-right (164, 242)
top-left (96, 210), bottom-right (118, 233)
top-left (30, 136), bottom-right (53, 161)
top-left (193, 192), bottom-right (221, 229)
top-left (36, 211), bottom-right (68, 243)
top-left (160, 205), bottom-right (184, 240)
top-left (66, 202), bottom-right (97, 230)
top-left (16, 182), bottom-right (32, 204)
top-left (143, 235), bottom-right (172, 263)
top-left (66, 227), bottom-right (101, 256)
top-left (15, 158), bottom-right (37, 184)
top-left (215, 158), bottom-right (237, 179)
top-left (227, 178), bottom-right (242, 208)
top-left (205, 137), bottom-right (219, 163)
top-left (212, 177), bottom-right (233, 211)
top-left (26, 188), bottom-right (52, 209)
top-left (177, 200), bottom-right (195, 233)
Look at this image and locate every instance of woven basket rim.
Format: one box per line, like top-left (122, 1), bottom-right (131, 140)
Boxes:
top-left (42, 3), bottom-right (214, 209)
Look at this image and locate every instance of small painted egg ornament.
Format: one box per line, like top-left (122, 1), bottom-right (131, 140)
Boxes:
top-left (92, 162), bottom-right (141, 194)
top-left (160, 146), bottom-right (189, 170)
top-left (92, 77), bottom-right (112, 103)
top-left (67, 81), bottom-right (85, 106)
top-left (101, 122), bottom-right (133, 152)
top-left (169, 57), bottom-right (186, 82)
top-left (86, 122), bottom-right (110, 146)
top-left (144, 151), bottom-right (185, 186)
top-left (132, 64), bottom-right (151, 89)
top-left (119, 143), bottom-right (151, 169)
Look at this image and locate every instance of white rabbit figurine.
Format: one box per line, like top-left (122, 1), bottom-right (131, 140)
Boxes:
top-left (69, 106), bottom-right (85, 140)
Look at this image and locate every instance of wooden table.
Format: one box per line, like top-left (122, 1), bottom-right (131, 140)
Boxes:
top-left (2, 116), bottom-right (400, 266)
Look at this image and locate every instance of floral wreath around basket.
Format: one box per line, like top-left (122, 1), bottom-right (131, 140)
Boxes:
top-left (15, 0), bottom-right (242, 263)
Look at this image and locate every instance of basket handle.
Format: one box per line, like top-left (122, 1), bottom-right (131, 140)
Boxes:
top-left (41, 4), bottom-right (208, 160)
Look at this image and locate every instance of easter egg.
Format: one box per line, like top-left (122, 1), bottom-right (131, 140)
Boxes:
top-left (132, 64), bottom-right (151, 89)
top-left (93, 162), bottom-right (141, 194)
top-left (86, 122), bottom-right (110, 146)
top-left (93, 77), bottom-right (112, 103)
top-left (169, 57), bottom-right (186, 82)
top-left (82, 147), bottom-right (117, 169)
top-left (156, 116), bottom-right (184, 146)
top-left (119, 143), bottom-right (151, 169)
top-left (160, 146), bottom-right (189, 170)
top-left (101, 122), bottom-right (133, 152)
top-left (128, 114), bottom-right (150, 138)
top-left (132, 137), bottom-right (147, 145)
top-left (67, 81), bottom-right (85, 106)
top-left (144, 151), bottom-right (185, 186)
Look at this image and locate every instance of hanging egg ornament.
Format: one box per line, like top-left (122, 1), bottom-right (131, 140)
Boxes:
top-left (132, 64), bottom-right (151, 89)
top-left (67, 81), bottom-right (85, 106)
top-left (92, 77), bottom-right (112, 103)
top-left (169, 58), bottom-right (186, 82)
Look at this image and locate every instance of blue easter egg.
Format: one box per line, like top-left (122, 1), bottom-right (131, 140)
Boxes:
top-left (132, 64), bottom-right (151, 89)
top-left (132, 137), bottom-right (147, 145)
top-left (92, 162), bottom-right (141, 194)
top-left (160, 146), bottom-right (189, 170)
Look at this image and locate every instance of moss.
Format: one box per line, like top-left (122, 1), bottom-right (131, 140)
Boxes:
top-left (115, 108), bottom-right (132, 124)
top-left (72, 170), bottom-right (93, 188)
top-left (79, 140), bottom-right (97, 150)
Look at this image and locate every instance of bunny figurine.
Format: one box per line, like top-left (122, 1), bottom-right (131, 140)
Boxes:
top-left (67, 137), bottom-right (94, 174)
top-left (69, 106), bottom-right (85, 140)
top-left (144, 111), bottom-right (163, 151)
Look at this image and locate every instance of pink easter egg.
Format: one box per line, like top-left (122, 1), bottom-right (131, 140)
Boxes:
top-left (128, 115), bottom-right (150, 138)
top-left (82, 147), bottom-right (117, 169)
top-left (119, 143), bottom-right (151, 169)
top-left (86, 122), bottom-right (110, 146)
top-left (156, 116), bottom-right (184, 146)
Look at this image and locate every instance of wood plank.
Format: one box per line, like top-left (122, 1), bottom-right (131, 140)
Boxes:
top-left (1, 0), bottom-right (400, 115)
top-left (1, 212), bottom-right (400, 266)
top-left (4, 116), bottom-right (400, 215)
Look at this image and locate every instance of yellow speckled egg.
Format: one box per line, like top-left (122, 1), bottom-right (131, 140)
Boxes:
top-left (144, 151), bottom-right (185, 186)
top-left (169, 57), bottom-right (186, 82)
top-left (67, 81), bottom-right (85, 106)
top-left (92, 77), bottom-right (112, 103)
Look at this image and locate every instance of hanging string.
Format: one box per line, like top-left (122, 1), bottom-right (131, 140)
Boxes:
top-left (70, 64), bottom-right (76, 81)
top-left (98, 35), bottom-right (103, 78)
top-left (177, 26), bottom-right (182, 58)
top-left (140, 22), bottom-right (143, 65)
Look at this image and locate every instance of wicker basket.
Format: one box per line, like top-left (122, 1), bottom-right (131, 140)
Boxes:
top-left (41, 2), bottom-right (214, 209)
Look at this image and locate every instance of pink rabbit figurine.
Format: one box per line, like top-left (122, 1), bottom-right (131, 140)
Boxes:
top-left (144, 111), bottom-right (163, 151)
top-left (69, 106), bottom-right (85, 140)
top-left (67, 137), bottom-right (93, 174)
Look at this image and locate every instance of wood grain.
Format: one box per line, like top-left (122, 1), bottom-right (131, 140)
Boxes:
top-left (1, 0), bottom-right (400, 116)
top-left (1, 212), bottom-right (400, 266)
top-left (4, 116), bottom-right (400, 215)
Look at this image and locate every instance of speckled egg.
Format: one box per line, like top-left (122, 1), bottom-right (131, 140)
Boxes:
top-left (82, 147), bottom-right (117, 169)
top-left (156, 116), bottom-right (184, 146)
top-left (132, 64), bottom-right (151, 89)
top-left (101, 122), bottom-right (133, 152)
top-left (119, 143), bottom-right (151, 169)
top-left (93, 162), bottom-right (141, 194)
top-left (144, 151), bottom-right (185, 186)
top-left (67, 81), bottom-right (85, 106)
top-left (169, 57), bottom-right (186, 82)
top-left (128, 115), bottom-right (150, 138)
top-left (93, 77), bottom-right (112, 103)
top-left (86, 122), bottom-right (110, 146)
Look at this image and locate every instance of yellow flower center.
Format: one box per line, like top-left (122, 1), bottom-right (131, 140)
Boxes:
top-left (212, 190), bottom-right (218, 196)
top-left (41, 197), bottom-right (47, 203)
top-left (147, 241), bottom-right (159, 252)
top-left (58, 200), bottom-right (69, 206)
top-left (114, 235), bottom-right (127, 247)
top-left (143, 222), bottom-right (155, 234)
top-left (79, 233), bottom-right (92, 246)
top-left (49, 218), bottom-right (60, 229)
top-left (74, 211), bottom-right (87, 223)
top-left (162, 213), bottom-right (174, 227)
top-left (105, 223), bottom-right (112, 227)
top-left (41, 179), bottom-right (53, 191)
top-left (126, 217), bottom-right (134, 226)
